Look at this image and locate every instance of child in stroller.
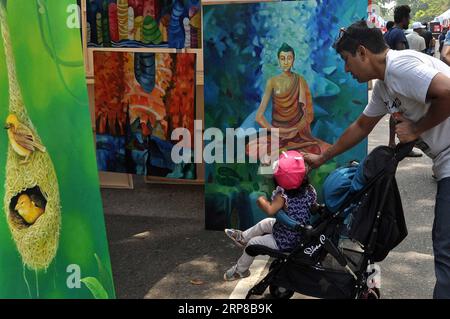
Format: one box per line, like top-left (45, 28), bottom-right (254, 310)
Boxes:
top-left (242, 142), bottom-right (413, 299)
top-left (224, 150), bottom-right (318, 281)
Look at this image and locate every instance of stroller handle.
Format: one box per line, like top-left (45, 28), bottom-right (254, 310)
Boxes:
top-left (394, 141), bottom-right (417, 162)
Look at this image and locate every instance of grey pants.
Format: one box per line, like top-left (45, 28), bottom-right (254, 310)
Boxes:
top-left (433, 177), bottom-right (450, 299)
top-left (236, 218), bottom-right (279, 273)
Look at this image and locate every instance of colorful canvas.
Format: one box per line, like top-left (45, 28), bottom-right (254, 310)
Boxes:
top-left (0, 0), bottom-right (114, 298)
top-left (203, 0), bottom-right (369, 230)
top-left (86, 0), bottom-right (201, 48)
top-left (94, 51), bottom-right (196, 179)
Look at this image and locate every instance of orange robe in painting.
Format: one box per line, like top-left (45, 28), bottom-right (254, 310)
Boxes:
top-left (247, 74), bottom-right (330, 161)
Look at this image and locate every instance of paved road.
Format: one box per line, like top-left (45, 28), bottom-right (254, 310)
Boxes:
top-left (103, 109), bottom-right (437, 299)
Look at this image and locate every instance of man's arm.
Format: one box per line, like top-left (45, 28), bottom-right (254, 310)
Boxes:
top-left (304, 114), bottom-right (384, 168)
top-left (393, 30), bottom-right (407, 50)
top-left (395, 73), bottom-right (450, 142)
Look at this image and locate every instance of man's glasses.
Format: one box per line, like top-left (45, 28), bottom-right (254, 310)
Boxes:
top-left (334, 27), bottom-right (359, 48)
top-left (337, 27), bottom-right (357, 41)
top-left (338, 27), bottom-right (349, 38)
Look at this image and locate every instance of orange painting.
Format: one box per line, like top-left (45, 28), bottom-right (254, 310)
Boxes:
top-left (94, 51), bottom-right (196, 178)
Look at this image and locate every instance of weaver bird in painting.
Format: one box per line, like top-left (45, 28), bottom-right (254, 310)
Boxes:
top-left (4, 114), bottom-right (46, 164)
top-left (14, 194), bottom-right (45, 225)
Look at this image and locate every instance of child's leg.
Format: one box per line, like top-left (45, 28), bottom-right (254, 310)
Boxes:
top-left (236, 234), bottom-right (278, 274)
top-left (241, 218), bottom-right (276, 243)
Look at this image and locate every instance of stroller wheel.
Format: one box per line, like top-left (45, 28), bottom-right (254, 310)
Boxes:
top-left (269, 284), bottom-right (294, 299)
top-left (360, 287), bottom-right (381, 299)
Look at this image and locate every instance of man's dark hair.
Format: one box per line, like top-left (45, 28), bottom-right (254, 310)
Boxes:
top-left (386, 21), bottom-right (394, 31)
top-left (277, 42), bottom-right (295, 58)
top-left (394, 5), bottom-right (411, 24)
top-left (333, 20), bottom-right (388, 56)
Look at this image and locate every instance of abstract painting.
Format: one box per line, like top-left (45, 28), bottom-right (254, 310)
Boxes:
top-left (94, 51), bottom-right (196, 179)
top-left (0, 0), bottom-right (114, 298)
top-left (203, 0), bottom-right (369, 230)
top-left (86, 0), bottom-right (201, 48)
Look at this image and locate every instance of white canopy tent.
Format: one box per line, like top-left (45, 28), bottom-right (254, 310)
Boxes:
top-left (435, 9), bottom-right (450, 23)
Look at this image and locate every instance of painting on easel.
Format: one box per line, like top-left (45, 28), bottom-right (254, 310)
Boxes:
top-left (203, 0), bottom-right (369, 230)
top-left (86, 0), bottom-right (201, 48)
top-left (0, 0), bottom-right (114, 298)
top-left (94, 51), bottom-right (196, 179)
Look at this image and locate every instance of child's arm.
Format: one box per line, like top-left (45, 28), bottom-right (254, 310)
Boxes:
top-left (257, 194), bottom-right (285, 217)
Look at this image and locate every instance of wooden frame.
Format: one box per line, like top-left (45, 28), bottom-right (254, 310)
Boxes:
top-left (99, 172), bottom-right (134, 189)
top-left (87, 47), bottom-right (204, 85)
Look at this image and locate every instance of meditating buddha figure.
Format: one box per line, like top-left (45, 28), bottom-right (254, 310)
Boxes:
top-left (248, 43), bottom-right (330, 161)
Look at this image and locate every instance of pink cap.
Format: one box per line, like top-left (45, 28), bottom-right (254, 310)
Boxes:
top-left (273, 150), bottom-right (307, 190)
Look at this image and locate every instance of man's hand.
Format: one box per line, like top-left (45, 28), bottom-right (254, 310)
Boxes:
top-left (394, 113), bottom-right (420, 143)
top-left (304, 153), bottom-right (326, 169)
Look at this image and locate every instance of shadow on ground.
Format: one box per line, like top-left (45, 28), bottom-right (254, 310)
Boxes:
top-left (105, 214), bottom-right (245, 299)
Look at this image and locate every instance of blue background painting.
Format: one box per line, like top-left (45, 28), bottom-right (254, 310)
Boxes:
top-left (203, 0), bottom-right (368, 230)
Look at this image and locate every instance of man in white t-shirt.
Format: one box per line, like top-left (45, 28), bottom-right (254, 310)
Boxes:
top-left (406, 22), bottom-right (426, 53)
top-left (305, 21), bottom-right (450, 299)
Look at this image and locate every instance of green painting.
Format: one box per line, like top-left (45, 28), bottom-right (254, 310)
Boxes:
top-left (0, 0), bottom-right (115, 298)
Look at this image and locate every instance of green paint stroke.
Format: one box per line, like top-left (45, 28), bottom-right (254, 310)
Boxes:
top-left (81, 277), bottom-right (109, 300)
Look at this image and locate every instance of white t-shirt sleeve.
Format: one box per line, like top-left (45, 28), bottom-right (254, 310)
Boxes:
top-left (387, 55), bottom-right (439, 104)
top-left (363, 80), bottom-right (388, 117)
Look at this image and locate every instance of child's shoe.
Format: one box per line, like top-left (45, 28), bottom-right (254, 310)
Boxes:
top-left (224, 229), bottom-right (246, 248)
top-left (223, 265), bottom-right (251, 281)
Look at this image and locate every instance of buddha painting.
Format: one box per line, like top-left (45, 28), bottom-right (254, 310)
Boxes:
top-left (247, 42), bottom-right (330, 161)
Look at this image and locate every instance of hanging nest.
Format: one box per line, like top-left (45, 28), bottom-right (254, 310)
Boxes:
top-left (4, 150), bottom-right (61, 270)
top-left (1, 2), bottom-right (60, 271)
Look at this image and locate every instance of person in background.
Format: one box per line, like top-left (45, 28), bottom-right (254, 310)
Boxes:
top-left (442, 29), bottom-right (450, 66)
top-left (385, 20), bottom-right (394, 33)
top-left (420, 22), bottom-right (436, 56)
top-left (406, 22), bottom-right (426, 53)
top-left (439, 28), bottom-right (448, 55)
top-left (384, 5), bottom-right (410, 50)
top-left (384, 5), bottom-right (422, 157)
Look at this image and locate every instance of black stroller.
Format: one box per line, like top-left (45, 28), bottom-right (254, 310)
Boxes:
top-left (245, 143), bottom-right (414, 299)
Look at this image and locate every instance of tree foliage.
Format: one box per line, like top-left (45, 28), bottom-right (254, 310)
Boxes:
top-left (414, 0), bottom-right (450, 22)
top-left (373, 0), bottom-right (450, 23)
